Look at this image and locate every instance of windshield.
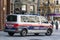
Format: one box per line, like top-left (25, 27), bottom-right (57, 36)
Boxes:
top-left (7, 15), bottom-right (17, 22)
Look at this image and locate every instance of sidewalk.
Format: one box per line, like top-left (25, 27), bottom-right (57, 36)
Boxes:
top-left (53, 24), bottom-right (60, 30)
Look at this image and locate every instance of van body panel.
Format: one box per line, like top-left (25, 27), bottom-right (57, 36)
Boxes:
top-left (4, 14), bottom-right (53, 34)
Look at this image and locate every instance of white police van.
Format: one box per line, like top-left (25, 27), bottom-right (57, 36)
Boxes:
top-left (4, 14), bottom-right (53, 36)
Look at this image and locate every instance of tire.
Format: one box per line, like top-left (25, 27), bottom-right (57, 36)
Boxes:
top-left (34, 33), bottom-right (39, 35)
top-left (45, 29), bottom-right (52, 36)
top-left (8, 32), bottom-right (14, 36)
top-left (20, 29), bottom-right (27, 36)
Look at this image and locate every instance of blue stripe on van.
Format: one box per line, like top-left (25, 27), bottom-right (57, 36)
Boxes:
top-left (28, 26), bottom-right (47, 30)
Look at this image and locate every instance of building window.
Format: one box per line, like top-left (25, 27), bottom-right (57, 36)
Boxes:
top-left (42, 9), bottom-right (45, 13)
top-left (21, 4), bottom-right (27, 14)
top-left (30, 5), bottom-right (35, 14)
top-left (56, 0), bottom-right (58, 5)
top-left (59, 0), bottom-right (60, 4)
top-left (55, 0), bottom-right (59, 5)
top-left (55, 8), bottom-right (59, 13)
top-left (30, 6), bottom-right (34, 11)
top-left (22, 4), bottom-right (27, 11)
top-left (11, 3), bottom-right (13, 11)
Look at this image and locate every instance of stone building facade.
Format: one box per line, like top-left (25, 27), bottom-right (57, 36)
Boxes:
top-left (10, 0), bottom-right (38, 14)
top-left (39, 0), bottom-right (60, 20)
top-left (0, 0), bottom-right (10, 30)
top-left (0, 0), bottom-right (38, 30)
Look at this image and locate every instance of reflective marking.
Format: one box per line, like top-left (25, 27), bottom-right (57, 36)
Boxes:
top-left (28, 30), bottom-right (47, 33)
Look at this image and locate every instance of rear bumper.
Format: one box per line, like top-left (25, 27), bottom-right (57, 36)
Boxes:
top-left (4, 29), bottom-right (22, 33)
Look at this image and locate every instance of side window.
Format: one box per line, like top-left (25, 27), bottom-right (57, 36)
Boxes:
top-left (28, 16), bottom-right (35, 22)
top-left (40, 17), bottom-right (48, 23)
top-left (29, 16), bottom-right (40, 23)
top-left (21, 16), bottom-right (28, 22)
top-left (21, 16), bottom-right (40, 23)
top-left (35, 16), bottom-right (40, 22)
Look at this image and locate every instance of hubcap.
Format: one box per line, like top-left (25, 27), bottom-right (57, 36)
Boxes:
top-left (47, 30), bottom-right (51, 34)
top-left (22, 31), bottom-right (26, 36)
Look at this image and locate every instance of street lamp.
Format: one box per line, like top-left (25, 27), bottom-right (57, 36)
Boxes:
top-left (3, 7), bottom-right (6, 11)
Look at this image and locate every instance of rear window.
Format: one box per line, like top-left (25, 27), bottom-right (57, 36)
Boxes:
top-left (7, 15), bottom-right (17, 22)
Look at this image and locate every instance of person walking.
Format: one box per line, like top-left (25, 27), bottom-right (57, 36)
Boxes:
top-left (51, 21), bottom-right (54, 26)
top-left (55, 20), bottom-right (58, 30)
top-left (48, 20), bottom-right (54, 26)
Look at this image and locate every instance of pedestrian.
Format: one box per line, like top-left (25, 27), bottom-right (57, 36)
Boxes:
top-left (55, 20), bottom-right (58, 30)
top-left (48, 20), bottom-right (54, 26)
top-left (51, 21), bottom-right (54, 26)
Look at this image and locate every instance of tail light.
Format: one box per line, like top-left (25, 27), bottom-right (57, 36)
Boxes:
top-left (5, 23), bottom-right (7, 26)
top-left (14, 24), bottom-right (19, 28)
top-left (5, 23), bottom-right (19, 28)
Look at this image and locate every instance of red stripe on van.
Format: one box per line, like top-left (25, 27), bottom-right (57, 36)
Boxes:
top-left (6, 23), bottom-right (51, 27)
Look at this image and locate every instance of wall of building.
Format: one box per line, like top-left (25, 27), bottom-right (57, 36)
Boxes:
top-left (0, 0), bottom-right (5, 30)
top-left (0, 0), bottom-right (38, 30)
top-left (14, 0), bottom-right (38, 14)
top-left (1, 0), bottom-right (60, 30)
top-left (0, 0), bottom-right (10, 30)
top-left (39, 0), bottom-right (60, 20)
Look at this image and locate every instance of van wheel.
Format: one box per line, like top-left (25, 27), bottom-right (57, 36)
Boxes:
top-left (45, 29), bottom-right (52, 36)
top-left (34, 33), bottom-right (39, 35)
top-left (8, 32), bottom-right (14, 36)
top-left (20, 29), bottom-right (27, 36)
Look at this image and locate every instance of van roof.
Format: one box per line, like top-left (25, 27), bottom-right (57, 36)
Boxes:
top-left (8, 14), bottom-right (41, 16)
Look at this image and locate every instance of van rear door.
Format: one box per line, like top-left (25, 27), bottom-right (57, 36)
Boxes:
top-left (7, 15), bottom-right (17, 22)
